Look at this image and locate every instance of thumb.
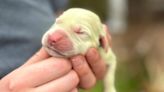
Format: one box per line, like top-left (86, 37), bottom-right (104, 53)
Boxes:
top-left (22, 47), bottom-right (50, 67)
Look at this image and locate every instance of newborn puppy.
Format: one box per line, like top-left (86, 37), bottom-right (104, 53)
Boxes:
top-left (42, 8), bottom-right (116, 92)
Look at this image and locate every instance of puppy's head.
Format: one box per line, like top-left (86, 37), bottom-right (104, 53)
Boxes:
top-left (42, 8), bottom-right (105, 57)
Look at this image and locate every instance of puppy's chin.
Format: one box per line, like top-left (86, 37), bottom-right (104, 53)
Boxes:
top-left (44, 46), bottom-right (65, 58)
top-left (44, 46), bottom-right (76, 58)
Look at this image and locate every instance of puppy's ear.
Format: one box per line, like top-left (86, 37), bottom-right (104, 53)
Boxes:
top-left (99, 25), bottom-right (112, 52)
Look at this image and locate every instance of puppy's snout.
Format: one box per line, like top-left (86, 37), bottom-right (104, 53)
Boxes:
top-left (48, 31), bottom-right (64, 44)
top-left (47, 30), bottom-right (73, 52)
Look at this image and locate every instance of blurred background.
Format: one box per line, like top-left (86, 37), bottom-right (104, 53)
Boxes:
top-left (67, 0), bottom-right (164, 92)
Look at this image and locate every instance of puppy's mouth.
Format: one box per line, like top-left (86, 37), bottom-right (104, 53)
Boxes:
top-left (47, 45), bottom-right (66, 57)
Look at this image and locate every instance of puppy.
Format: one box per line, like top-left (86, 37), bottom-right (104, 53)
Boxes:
top-left (42, 8), bottom-right (117, 92)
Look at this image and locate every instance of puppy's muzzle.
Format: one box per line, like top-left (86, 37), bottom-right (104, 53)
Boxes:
top-left (47, 30), bottom-right (73, 52)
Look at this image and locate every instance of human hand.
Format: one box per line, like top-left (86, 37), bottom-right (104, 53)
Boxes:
top-left (0, 48), bottom-right (79, 92)
top-left (70, 25), bottom-right (110, 89)
top-left (70, 48), bottom-right (106, 89)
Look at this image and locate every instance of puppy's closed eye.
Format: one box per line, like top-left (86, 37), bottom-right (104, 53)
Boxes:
top-left (73, 26), bottom-right (82, 34)
top-left (74, 30), bottom-right (85, 34)
top-left (73, 26), bottom-right (87, 35)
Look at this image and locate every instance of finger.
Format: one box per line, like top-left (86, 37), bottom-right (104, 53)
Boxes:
top-left (70, 88), bottom-right (78, 92)
top-left (70, 55), bottom-right (96, 89)
top-left (23, 47), bottom-right (50, 67)
top-left (103, 24), bottom-right (112, 47)
top-left (9, 57), bottom-right (71, 89)
top-left (103, 24), bottom-right (111, 41)
top-left (33, 71), bottom-right (79, 92)
top-left (86, 48), bottom-right (107, 80)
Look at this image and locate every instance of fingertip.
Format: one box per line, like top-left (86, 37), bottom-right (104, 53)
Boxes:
top-left (80, 73), bottom-right (96, 89)
top-left (86, 48), bottom-right (100, 64)
top-left (86, 48), bottom-right (98, 57)
top-left (37, 47), bottom-right (50, 58)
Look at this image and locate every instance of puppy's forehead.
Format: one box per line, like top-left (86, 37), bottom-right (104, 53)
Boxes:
top-left (55, 19), bottom-right (81, 32)
top-left (58, 8), bottom-right (100, 25)
top-left (54, 8), bottom-right (103, 38)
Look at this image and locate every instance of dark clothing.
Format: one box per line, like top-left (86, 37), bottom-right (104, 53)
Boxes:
top-left (0, 0), bottom-right (56, 78)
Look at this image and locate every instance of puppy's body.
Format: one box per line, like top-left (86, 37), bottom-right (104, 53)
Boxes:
top-left (42, 8), bottom-right (116, 92)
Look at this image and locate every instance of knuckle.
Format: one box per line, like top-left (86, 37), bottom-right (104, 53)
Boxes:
top-left (71, 58), bottom-right (91, 77)
top-left (78, 67), bottom-right (90, 77)
top-left (71, 55), bottom-right (86, 69)
top-left (9, 79), bottom-right (25, 92)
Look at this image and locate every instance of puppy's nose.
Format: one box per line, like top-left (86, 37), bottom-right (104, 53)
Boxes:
top-left (48, 31), bottom-right (65, 43)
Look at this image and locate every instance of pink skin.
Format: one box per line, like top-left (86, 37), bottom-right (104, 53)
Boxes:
top-left (48, 30), bottom-right (73, 52)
